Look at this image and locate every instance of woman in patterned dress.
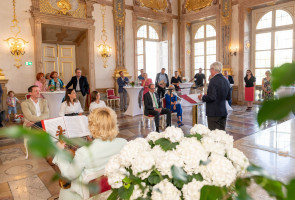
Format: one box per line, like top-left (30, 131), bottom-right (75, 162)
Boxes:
top-left (262, 70), bottom-right (273, 101)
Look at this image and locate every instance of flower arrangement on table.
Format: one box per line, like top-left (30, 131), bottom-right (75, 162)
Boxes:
top-left (129, 81), bottom-right (135, 87)
top-left (105, 125), bottom-right (249, 200)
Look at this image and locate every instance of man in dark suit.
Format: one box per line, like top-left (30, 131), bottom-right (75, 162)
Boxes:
top-left (155, 68), bottom-right (169, 98)
top-left (144, 83), bottom-right (171, 132)
top-left (117, 71), bottom-right (129, 111)
top-left (198, 62), bottom-right (230, 131)
top-left (66, 68), bottom-right (89, 110)
top-left (224, 70), bottom-right (234, 106)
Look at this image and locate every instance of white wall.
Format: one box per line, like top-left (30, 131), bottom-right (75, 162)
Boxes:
top-left (231, 5), bottom-right (239, 85)
top-left (0, 0), bottom-right (35, 93)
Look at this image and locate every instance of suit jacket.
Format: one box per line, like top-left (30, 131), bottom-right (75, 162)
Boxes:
top-left (143, 92), bottom-right (162, 115)
top-left (202, 73), bottom-right (230, 117)
top-left (155, 73), bottom-right (169, 88)
top-left (66, 76), bottom-right (89, 96)
top-left (21, 98), bottom-right (49, 124)
top-left (117, 77), bottom-right (129, 93)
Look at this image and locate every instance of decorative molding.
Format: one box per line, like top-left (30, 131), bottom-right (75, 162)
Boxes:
top-left (134, 0), bottom-right (171, 13)
top-left (184, 0), bottom-right (214, 13)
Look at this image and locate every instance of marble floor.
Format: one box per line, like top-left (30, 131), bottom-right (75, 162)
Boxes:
top-left (0, 104), bottom-right (294, 199)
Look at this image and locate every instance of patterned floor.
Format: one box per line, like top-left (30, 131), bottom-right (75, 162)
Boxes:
top-left (0, 104), bottom-right (294, 199)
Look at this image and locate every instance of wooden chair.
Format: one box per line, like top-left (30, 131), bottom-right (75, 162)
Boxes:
top-left (106, 89), bottom-right (120, 108)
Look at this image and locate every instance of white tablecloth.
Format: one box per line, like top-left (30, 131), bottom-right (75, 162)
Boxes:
top-left (277, 86), bottom-right (295, 98)
top-left (124, 86), bottom-right (143, 116)
top-left (41, 91), bottom-right (65, 118)
top-left (179, 82), bottom-right (194, 95)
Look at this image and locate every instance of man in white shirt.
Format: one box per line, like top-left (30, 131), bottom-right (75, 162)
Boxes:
top-left (143, 84), bottom-right (171, 132)
top-left (21, 85), bottom-right (49, 128)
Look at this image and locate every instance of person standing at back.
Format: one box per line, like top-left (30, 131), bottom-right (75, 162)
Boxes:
top-left (223, 70), bottom-right (234, 106)
top-left (198, 62), bottom-right (230, 131)
top-left (155, 68), bottom-right (169, 98)
top-left (117, 71), bottom-right (129, 111)
top-left (66, 68), bottom-right (89, 110)
top-left (191, 68), bottom-right (206, 90)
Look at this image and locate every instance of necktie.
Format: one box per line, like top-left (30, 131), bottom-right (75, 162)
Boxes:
top-left (152, 93), bottom-right (158, 109)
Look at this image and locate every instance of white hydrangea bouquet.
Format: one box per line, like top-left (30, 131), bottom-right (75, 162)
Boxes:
top-left (105, 124), bottom-right (249, 200)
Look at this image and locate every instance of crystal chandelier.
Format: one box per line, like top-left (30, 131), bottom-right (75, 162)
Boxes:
top-left (4, 0), bottom-right (28, 68)
top-left (97, 5), bottom-right (112, 68)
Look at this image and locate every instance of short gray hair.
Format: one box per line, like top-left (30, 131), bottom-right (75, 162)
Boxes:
top-left (210, 62), bottom-right (223, 73)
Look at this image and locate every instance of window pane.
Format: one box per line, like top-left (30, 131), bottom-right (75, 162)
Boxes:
top-left (206, 24), bottom-right (216, 37)
top-left (274, 49), bottom-right (293, 67)
top-left (256, 32), bottom-right (271, 50)
top-left (137, 25), bottom-right (147, 38)
top-left (137, 39), bottom-right (143, 54)
top-left (276, 10), bottom-right (293, 27)
top-left (194, 42), bottom-right (204, 56)
top-left (137, 55), bottom-right (144, 68)
top-left (206, 55), bottom-right (216, 70)
top-left (255, 51), bottom-right (271, 68)
top-left (194, 56), bottom-right (204, 69)
top-left (149, 26), bottom-right (159, 39)
top-left (195, 25), bottom-right (204, 39)
top-left (257, 11), bottom-right (272, 29)
top-left (206, 40), bottom-right (216, 55)
top-left (255, 69), bottom-right (269, 86)
top-left (275, 30), bottom-right (293, 49)
top-left (205, 69), bottom-right (211, 82)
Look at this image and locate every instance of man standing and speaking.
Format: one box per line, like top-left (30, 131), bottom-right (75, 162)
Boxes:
top-left (198, 62), bottom-right (230, 131)
top-left (66, 68), bottom-right (89, 110)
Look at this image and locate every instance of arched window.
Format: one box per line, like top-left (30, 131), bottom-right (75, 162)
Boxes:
top-left (136, 24), bottom-right (162, 81)
top-left (254, 8), bottom-right (294, 85)
top-left (193, 23), bottom-right (216, 80)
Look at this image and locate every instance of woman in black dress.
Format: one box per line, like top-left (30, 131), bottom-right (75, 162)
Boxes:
top-left (244, 70), bottom-right (256, 111)
top-left (171, 71), bottom-right (182, 92)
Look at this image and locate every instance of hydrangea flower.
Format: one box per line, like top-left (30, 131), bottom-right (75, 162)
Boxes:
top-left (182, 179), bottom-right (209, 200)
top-left (131, 151), bottom-right (155, 179)
top-left (190, 124), bottom-right (211, 135)
top-left (151, 179), bottom-right (181, 200)
top-left (164, 126), bottom-right (184, 142)
top-left (227, 148), bottom-right (249, 175)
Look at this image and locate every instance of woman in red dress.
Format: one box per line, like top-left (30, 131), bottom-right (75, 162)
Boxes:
top-left (244, 70), bottom-right (256, 111)
top-left (141, 73), bottom-right (153, 100)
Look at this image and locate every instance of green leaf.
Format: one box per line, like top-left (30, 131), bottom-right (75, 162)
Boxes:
top-left (185, 133), bottom-right (203, 141)
top-left (247, 164), bottom-right (269, 177)
top-left (171, 165), bottom-right (188, 183)
top-left (148, 140), bottom-right (155, 148)
top-left (107, 189), bottom-right (119, 200)
top-left (147, 171), bottom-right (161, 185)
top-left (286, 179), bottom-right (295, 200)
top-left (154, 138), bottom-right (179, 151)
top-left (200, 185), bottom-right (226, 200)
top-left (192, 173), bottom-right (203, 181)
top-left (257, 95), bottom-right (295, 126)
top-left (235, 178), bottom-right (252, 200)
top-left (118, 184), bottom-right (134, 200)
top-left (123, 177), bottom-right (132, 189)
top-left (271, 62), bottom-right (295, 91)
top-left (253, 176), bottom-right (285, 199)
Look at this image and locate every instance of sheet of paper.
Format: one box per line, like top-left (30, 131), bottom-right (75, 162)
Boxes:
top-left (64, 116), bottom-right (91, 138)
top-left (42, 117), bottom-right (68, 141)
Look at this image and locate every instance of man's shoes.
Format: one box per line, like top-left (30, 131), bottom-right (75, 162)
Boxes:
top-left (156, 127), bottom-right (160, 133)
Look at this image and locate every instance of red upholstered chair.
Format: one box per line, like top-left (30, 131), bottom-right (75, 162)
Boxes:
top-left (106, 89), bottom-right (120, 108)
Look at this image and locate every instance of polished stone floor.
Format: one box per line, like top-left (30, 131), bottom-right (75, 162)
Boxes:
top-left (0, 104), bottom-right (294, 199)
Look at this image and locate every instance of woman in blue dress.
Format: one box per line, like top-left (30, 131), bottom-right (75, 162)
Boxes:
top-left (165, 85), bottom-right (184, 127)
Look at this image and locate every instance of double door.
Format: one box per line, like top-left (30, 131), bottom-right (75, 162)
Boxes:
top-left (42, 43), bottom-right (76, 85)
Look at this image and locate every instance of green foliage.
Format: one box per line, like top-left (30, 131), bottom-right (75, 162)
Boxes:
top-left (147, 171), bottom-right (161, 185)
top-left (286, 179), bottom-right (295, 200)
top-left (271, 62), bottom-right (295, 91)
top-left (148, 140), bottom-right (155, 148)
top-left (118, 184), bottom-right (134, 200)
top-left (154, 138), bottom-right (179, 151)
top-left (200, 185), bottom-right (227, 200)
top-left (253, 176), bottom-right (285, 200)
top-left (107, 189), bottom-right (119, 200)
top-left (185, 133), bottom-right (203, 141)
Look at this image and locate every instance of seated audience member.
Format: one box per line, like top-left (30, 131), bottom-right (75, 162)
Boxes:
top-left (21, 85), bottom-right (49, 128)
top-left (59, 89), bottom-right (83, 116)
top-left (35, 72), bottom-right (47, 92)
top-left (89, 91), bottom-right (106, 113)
top-left (53, 107), bottom-right (127, 200)
top-left (48, 71), bottom-right (64, 89)
top-left (6, 91), bottom-right (21, 122)
top-left (144, 83), bottom-right (171, 132)
top-left (45, 73), bottom-right (51, 86)
top-left (165, 85), bottom-right (183, 127)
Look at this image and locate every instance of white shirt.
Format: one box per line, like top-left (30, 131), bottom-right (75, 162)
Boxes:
top-left (149, 91), bottom-right (158, 108)
top-left (30, 98), bottom-right (41, 117)
top-left (59, 101), bottom-right (84, 117)
top-left (76, 77), bottom-right (80, 91)
top-left (89, 101), bottom-right (106, 113)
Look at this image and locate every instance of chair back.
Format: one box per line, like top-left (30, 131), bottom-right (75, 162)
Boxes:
top-left (25, 94), bottom-right (31, 100)
top-left (106, 89), bottom-right (115, 97)
top-left (162, 98), bottom-right (166, 108)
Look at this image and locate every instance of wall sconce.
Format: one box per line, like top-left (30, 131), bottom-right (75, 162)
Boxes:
top-left (97, 5), bottom-right (111, 68)
top-left (4, 0), bottom-right (28, 68)
top-left (229, 46), bottom-right (238, 56)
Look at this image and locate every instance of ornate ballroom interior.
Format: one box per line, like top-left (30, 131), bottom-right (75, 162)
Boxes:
top-left (0, 0), bottom-right (294, 199)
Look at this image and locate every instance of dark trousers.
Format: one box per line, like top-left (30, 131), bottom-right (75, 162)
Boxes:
top-left (207, 116), bottom-right (227, 131)
top-left (147, 108), bottom-right (171, 128)
top-left (157, 87), bottom-right (166, 99)
top-left (228, 87), bottom-right (233, 106)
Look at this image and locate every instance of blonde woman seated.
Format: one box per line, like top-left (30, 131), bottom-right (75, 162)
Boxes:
top-left (165, 85), bottom-right (184, 127)
top-left (53, 107), bottom-right (127, 200)
top-left (59, 89), bottom-right (83, 116)
top-left (89, 91), bottom-right (106, 113)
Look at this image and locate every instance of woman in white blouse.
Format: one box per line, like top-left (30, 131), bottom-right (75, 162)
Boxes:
top-left (59, 89), bottom-right (83, 116)
top-left (89, 91), bottom-right (106, 113)
top-left (53, 107), bottom-right (127, 199)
